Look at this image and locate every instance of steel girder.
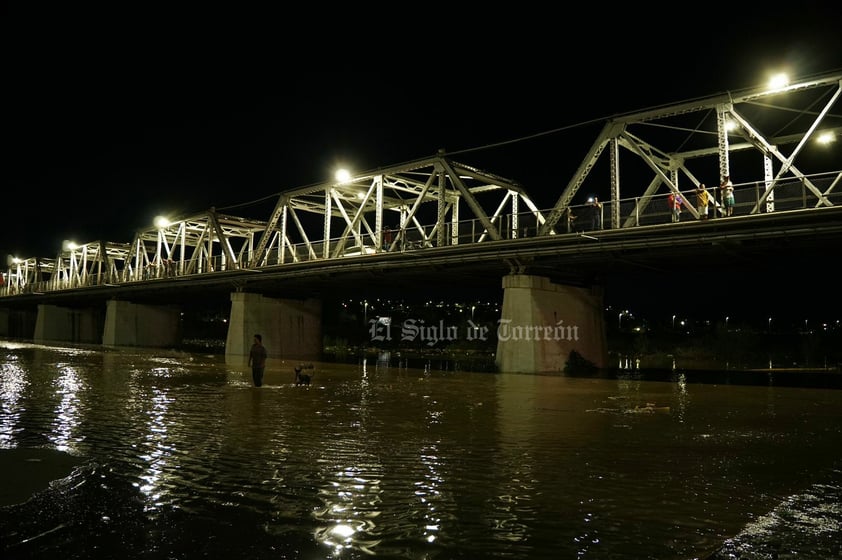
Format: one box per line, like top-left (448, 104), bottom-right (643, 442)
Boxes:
top-left (539, 72), bottom-right (842, 233)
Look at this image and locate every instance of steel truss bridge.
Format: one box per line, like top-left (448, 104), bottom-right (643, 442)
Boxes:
top-left (2, 71), bottom-right (841, 304)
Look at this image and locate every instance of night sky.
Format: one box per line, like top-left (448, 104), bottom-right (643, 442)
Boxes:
top-left (5, 5), bottom-right (842, 318)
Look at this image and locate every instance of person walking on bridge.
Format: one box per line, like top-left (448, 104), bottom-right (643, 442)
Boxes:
top-left (565, 207), bottom-right (576, 233)
top-left (695, 184), bottom-right (709, 220)
top-left (588, 197), bottom-right (602, 230)
top-left (248, 334), bottom-right (268, 387)
top-left (720, 176), bottom-right (735, 216)
top-left (667, 192), bottom-right (683, 223)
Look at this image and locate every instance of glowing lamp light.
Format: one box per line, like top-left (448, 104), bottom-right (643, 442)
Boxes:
top-left (816, 131), bottom-right (836, 145)
top-left (768, 73), bottom-right (789, 90)
top-left (335, 168), bottom-right (351, 184)
top-left (62, 240), bottom-right (78, 251)
top-left (154, 216), bottom-right (171, 228)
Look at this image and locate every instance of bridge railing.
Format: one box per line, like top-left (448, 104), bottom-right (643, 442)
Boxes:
top-left (549, 173), bottom-right (842, 232)
top-left (2, 171), bottom-right (839, 297)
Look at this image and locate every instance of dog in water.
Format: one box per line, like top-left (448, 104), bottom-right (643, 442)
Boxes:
top-left (294, 364), bottom-right (313, 386)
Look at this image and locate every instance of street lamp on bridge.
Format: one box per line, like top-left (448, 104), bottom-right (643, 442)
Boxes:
top-left (335, 168), bottom-right (351, 184)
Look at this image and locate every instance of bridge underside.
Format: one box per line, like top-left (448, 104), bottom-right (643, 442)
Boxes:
top-left (1, 205), bottom-right (839, 373)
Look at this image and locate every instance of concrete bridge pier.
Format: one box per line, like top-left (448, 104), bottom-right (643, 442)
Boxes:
top-left (225, 292), bottom-right (322, 367)
top-left (34, 304), bottom-right (103, 345)
top-left (495, 274), bottom-right (608, 374)
top-left (102, 300), bottom-right (181, 348)
top-left (0, 307), bottom-right (37, 339)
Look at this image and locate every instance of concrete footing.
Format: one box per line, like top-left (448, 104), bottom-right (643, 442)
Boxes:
top-left (225, 292), bottom-right (322, 366)
top-left (0, 307), bottom-right (37, 339)
top-left (34, 304), bottom-right (103, 345)
top-left (495, 274), bottom-right (607, 373)
top-left (102, 300), bottom-right (181, 347)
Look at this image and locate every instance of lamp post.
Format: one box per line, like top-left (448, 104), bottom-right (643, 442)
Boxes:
top-left (725, 316), bottom-right (729, 331)
top-left (364, 300), bottom-right (368, 324)
top-left (672, 314), bottom-right (676, 329)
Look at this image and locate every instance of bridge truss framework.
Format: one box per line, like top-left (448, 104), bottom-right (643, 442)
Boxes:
top-left (3, 72), bottom-right (841, 296)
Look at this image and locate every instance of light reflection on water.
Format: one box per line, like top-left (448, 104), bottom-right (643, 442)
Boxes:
top-left (0, 356), bottom-right (27, 447)
top-left (0, 340), bottom-right (841, 559)
top-left (50, 364), bottom-right (84, 452)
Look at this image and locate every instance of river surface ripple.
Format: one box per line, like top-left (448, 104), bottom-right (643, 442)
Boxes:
top-left (1, 341), bottom-right (841, 559)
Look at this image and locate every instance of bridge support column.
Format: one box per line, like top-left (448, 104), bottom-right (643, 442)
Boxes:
top-left (0, 307), bottom-right (38, 339)
top-left (495, 274), bottom-right (608, 373)
top-left (102, 300), bottom-right (181, 347)
top-left (34, 304), bottom-right (103, 345)
top-left (225, 292), bottom-right (322, 367)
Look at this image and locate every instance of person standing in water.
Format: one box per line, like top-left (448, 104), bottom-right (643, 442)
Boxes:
top-left (248, 334), bottom-right (268, 387)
